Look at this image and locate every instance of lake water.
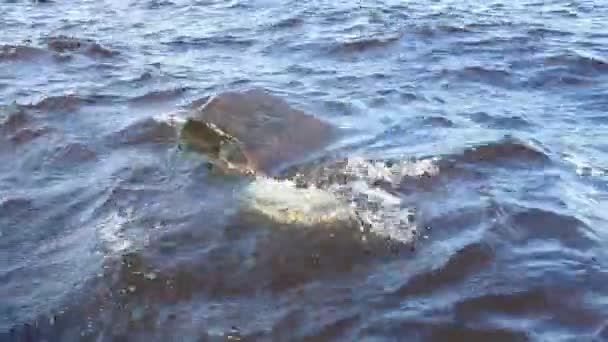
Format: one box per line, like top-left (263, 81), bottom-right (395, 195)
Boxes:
top-left (1, 0), bottom-right (608, 341)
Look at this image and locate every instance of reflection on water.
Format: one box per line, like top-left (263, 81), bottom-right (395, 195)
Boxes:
top-left (1, 0), bottom-right (607, 341)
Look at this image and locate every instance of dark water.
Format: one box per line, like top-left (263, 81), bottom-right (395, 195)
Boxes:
top-left (1, 0), bottom-right (608, 341)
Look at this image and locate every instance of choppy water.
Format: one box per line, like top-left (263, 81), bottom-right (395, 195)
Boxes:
top-left (1, 0), bottom-right (608, 341)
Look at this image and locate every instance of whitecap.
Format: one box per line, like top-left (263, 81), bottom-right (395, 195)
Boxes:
top-left (240, 157), bottom-right (440, 244)
top-left (96, 210), bottom-right (134, 254)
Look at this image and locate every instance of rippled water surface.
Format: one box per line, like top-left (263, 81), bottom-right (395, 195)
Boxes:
top-left (1, 0), bottom-right (608, 341)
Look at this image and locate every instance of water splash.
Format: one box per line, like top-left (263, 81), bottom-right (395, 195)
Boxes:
top-left (241, 157), bottom-right (439, 244)
top-left (96, 210), bottom-right (134, 254)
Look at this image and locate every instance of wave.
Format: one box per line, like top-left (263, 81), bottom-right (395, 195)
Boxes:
top-left (414, 23), bottom-right (474, 37)
top-left (166, 35), bottom-right (255, 50)
top-left (271, 16), bottom-right (304, 29)
top-left (128, 87), bottom-right (189, 106)
top-left (527, 27), bottom-right (574, 38)
top-left (257, 157), bottom-right (441, 244)
top-left (598, 324), bottom-right (608, 340)
top-left (8, 128), bottom-right (51, 146)
top-left (0, 197), bottom-right (33, 222)
top-left (459, 35), bottom-right (532, 52)
top-left (452, 137), bottom-right (550, 165)
top-left (418, 115), bottom-right (455, 128)
top-left (393, 242), bottom-right (493, 297)
top-left (543, 50), bottom-right (608, 73)
top-left (361, 319), bottom-right (528, 341)
top-left (330, 33), bottom-right (403, 54)
top-left (24, 94), bottom-right (92, 112)
top-left (107, 117), bottom-right (177, 146)
top-left (1, 37), bottom-right (117, 64)
top-left (441, 65), bottom-right (514, 87)
top-left (50, 143), bottom-right (97, 165)
top-left (0, 45), bottom-right (48, 62)
top-left (504, 207), bottom-right (595, 249)
top-left (453, 287), bottom-right (603, 333)
top-left (468, 111), bottom-right (532, 129)
top-left (44, 36), bottom-right (118, 58)
top-left (1, 107), bottom-right (52, 146)
top-left (526, 71), bottom-right (594, 88)
top-left (146, 0), bottom-right (176, 9)
top-left (1, 106), bottom-right (30, 133)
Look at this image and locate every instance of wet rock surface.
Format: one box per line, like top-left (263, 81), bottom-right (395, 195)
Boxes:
top-left (183, 88), bottom-right (337, 175)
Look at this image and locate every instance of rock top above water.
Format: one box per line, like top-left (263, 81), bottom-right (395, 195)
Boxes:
top-left (182, 88), bottom-right (337, 175)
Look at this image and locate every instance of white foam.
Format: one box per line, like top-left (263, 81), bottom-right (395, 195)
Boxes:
top-left (96, 210), bottom-right (134, 254)
top-left (241, 157), bottom-right (439, 244)
top-left (241, 177), bottom-right (355, 225)
top-left (153, 111), bottom-right (187, 127)
top-left (344, 156), bottom-right (439, 185)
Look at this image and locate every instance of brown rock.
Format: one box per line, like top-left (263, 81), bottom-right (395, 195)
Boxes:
top-left (183, 89), bottom-right (337, 175)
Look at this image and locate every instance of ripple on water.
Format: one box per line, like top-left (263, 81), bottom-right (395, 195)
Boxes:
top-left (503, 206), bottom-right (596, 249)
top-left (270, 16), bottom-right (305, 29)
top-left (544, 50), bottom-right (608, 74)
top-left (145, 0), bottom-right (176, 9)
top-left (1, 107), bottom-right (53, 147)
top-left (468, 111), bottom-right (532, 130)
top-left (107, 117), bottom-right (177, 147)
top-left (0, 45), bottom-right (49, 62)
top-left (128, 87), bottom-right (190, 106)
top-left (441, 65), bottom-right (515, 88)
top-left (413, 23), bottom-right (474, 37)
top-left (330, 33), bottom-right (403, 55)
top-left (393, 242), bottom-right (494, 298)
top-left (23, 94), bottom-right (92, 113)
top-left (453, 287), bottom-right (604, 337)
top-left (0, 37), bottom-right (117, 65)
top-left (49, 142), bottom-right (97, 165)
top-left (165, 35), bottom-right (256, 51)
top-left (43, 36), bottom-right (118, 58)
top-left (455, 137), bottom-right (550, 165)
top-left (1, 106), bottom-right (30, 132)
top-left (361, 317), bottom-right (528, 341)
top-left (0, 197), bottom-right (34, 234)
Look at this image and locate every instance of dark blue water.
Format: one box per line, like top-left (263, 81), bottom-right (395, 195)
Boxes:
top-left (1, 0), bottom-right (607, 341)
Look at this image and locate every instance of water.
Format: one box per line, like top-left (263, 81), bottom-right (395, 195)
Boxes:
top-left (1, 0), bottom-right (607, 341)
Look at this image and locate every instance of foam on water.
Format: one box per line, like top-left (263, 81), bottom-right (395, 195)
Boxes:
top-left (96, 210), bottom-right (134, 254)
top-left (342, 156), bottom-right (440, 184)
top-left (241, 177), bottom-right (356, 226)
top-left (241, 157), bottom-right (439, 243)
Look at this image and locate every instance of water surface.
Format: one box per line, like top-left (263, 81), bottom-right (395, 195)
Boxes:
top-left (1, 0), bottom-right (607, 341)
